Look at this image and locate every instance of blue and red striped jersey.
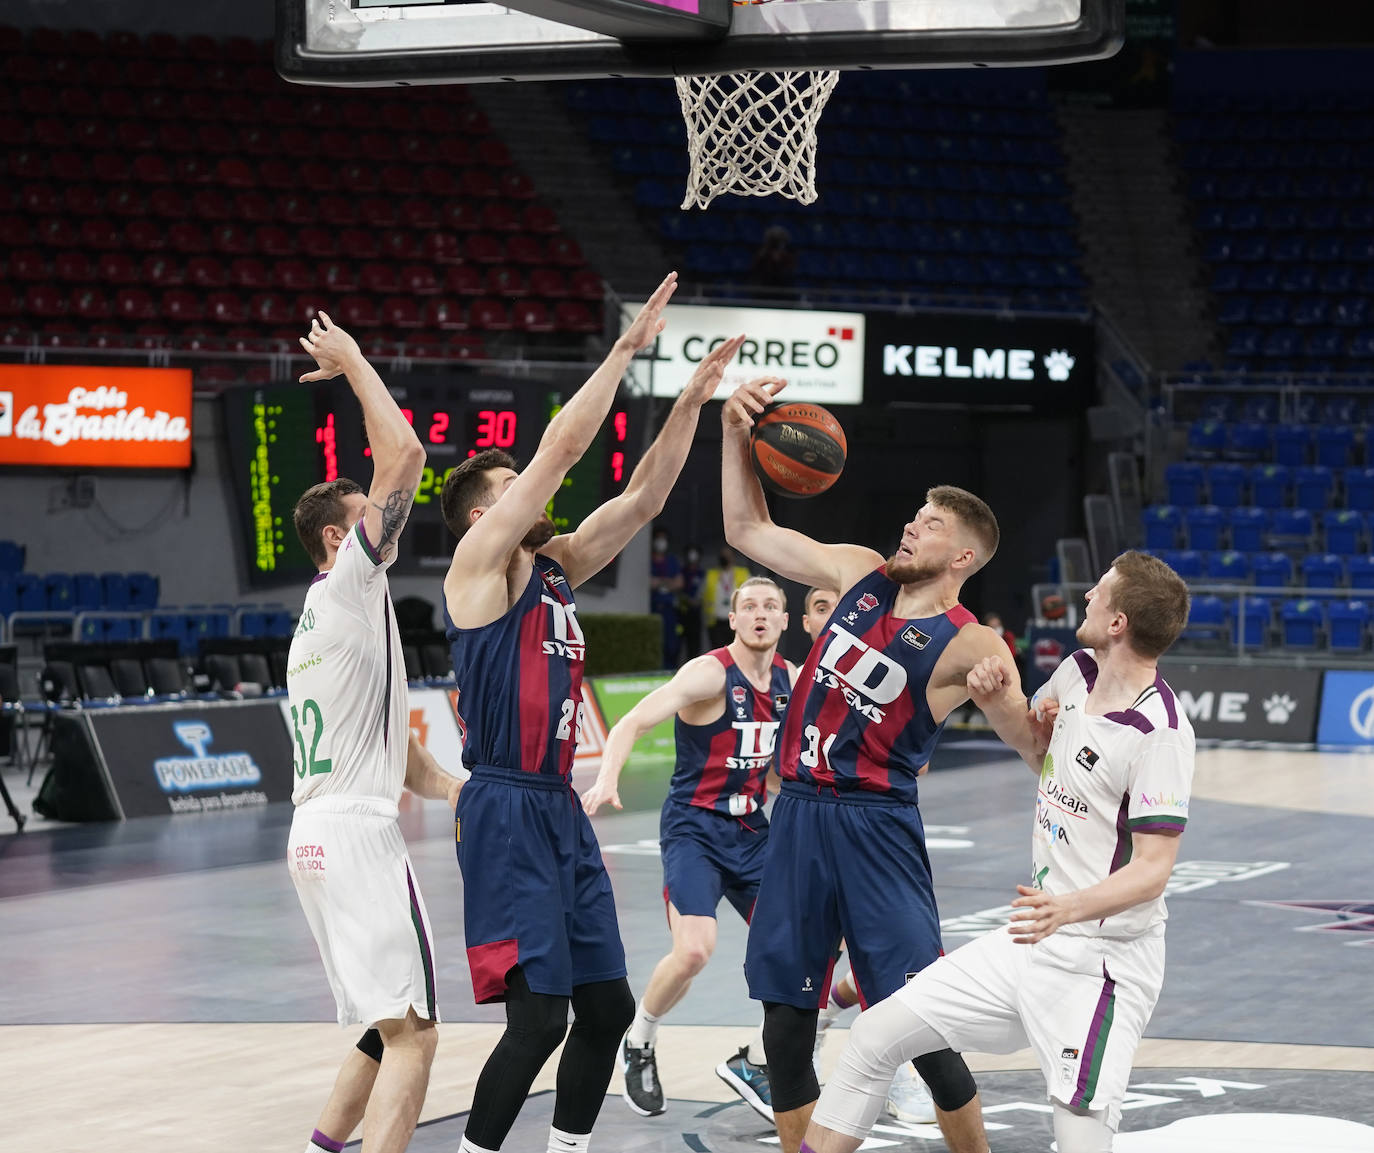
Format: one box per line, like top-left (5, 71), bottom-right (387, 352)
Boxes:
top-left (668, 648), bottom-right (792, 817)
top-left (779, 565), bottom-right (976, 804)
top-left (445, 557), bottom-right (585, 780)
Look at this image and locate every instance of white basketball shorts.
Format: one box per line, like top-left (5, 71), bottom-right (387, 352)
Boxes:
top-left (898, 926), bottom-right (1164, 1128)
top-left (288, 795), bottom-right (440, 1028)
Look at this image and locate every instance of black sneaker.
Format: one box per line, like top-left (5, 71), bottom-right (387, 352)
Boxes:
top-left (621, 1037), bottom-right (666, 1116)
top-left (715, 1046), bottom-right (774, 1123)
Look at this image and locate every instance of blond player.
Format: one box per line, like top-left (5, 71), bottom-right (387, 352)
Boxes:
top-left (287, 314), bottom-right (464, 1153)
top-left (802, 551), bottom-right (1194, 1153)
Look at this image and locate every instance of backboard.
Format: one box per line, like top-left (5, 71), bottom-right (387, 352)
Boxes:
top-left (276, 0), bottom-right (1124, 86)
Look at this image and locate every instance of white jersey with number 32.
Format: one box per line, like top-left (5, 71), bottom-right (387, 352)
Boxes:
top-left (287, 520), bottom-right (409, 806)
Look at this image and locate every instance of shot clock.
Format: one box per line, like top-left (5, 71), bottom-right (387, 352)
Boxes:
top-left (223, 371), bottom-right (640, 588)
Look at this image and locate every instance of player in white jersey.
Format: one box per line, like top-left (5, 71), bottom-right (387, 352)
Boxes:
top-left (287, 313), bottom-right (465, 1153)
top-left (801, 551), bottom-right (1193, 1153)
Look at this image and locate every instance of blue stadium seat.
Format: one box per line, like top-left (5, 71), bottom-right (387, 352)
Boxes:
top-left (0, 574), bottom-right (15, 621)
top-left (1184, 505), bottom-right (1226, 551)
top-left (1251, 551), bottom-right (1295, 589)
top-left (1294, 465), bottom-right (1335, 511)
top-left (1280, 598), bottom-right (1324, 647)
top-left (1225, 421), bottom-right (1273, 461)
top-left (1185, 422), bottom-right (1225, 461)
top-left (1299, 553), bottom-right (1345, 590)
top-left (1351, 554), bottom-right (1374, 592)
top-left (1142, 505), bottom-right (1183, 550)
top-left (1269, 507), bottom-right (1314, 547)
top-left (44, 573), bottom-right (74, 614)
top-left (1165, 462), bottom-right (1206, 505)
top-left (1228, 507), bottom-right (1269, 552)
top-left (1316, 424), bottom-right (1357, 468)
top-left (1345, 467), bottom-right (1374, 511)
top-left (1323, 510), bottom-right (1364, 554)
top-left (1233, 595), bottom-right (1273, 648)
top-left (1158, 549), bottom-right (1204, 580)
top-left (1250, 463), bottom-right (1290, 508)
top-left (238, 609), bottom-right (268, 638)
top-left (14, 573), bottom-right (44, 613)
top-left (0, 541), bottom-right (23, 574)
top-left (72, 573), bottom-right (102, 613)
top-left (1206, 550), bottom-right (1251, 584)
top-left (1184, 595), bottom-right (1229, 642)
top-left (1327, 599), bottom-right (1371, 653)
top-left (1206, 462), bottom-right (1247, 507)
top-left (100, 572), bottom-right (131, 611)
top-left (265, 607), bottom-right (295, 637)
top-left (127, 572), bottom-right (160, 609)
top-left (1273, 424), bottom-right (1313, 467)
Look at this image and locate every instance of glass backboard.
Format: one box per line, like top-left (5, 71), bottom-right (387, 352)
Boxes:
top-left (277, 0), bottom-right (1124, 85)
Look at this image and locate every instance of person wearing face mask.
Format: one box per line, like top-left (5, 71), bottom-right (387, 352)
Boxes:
top-left (678, 544), bottom-right (705, 661)
top-left (650, 528), bottom-right (684, 668)
top-left (704, 546), bottom-right (752, 650)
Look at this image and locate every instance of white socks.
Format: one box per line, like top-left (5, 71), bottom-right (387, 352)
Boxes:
top-left (547, 1125), bottom-right (590, 1153)
top-left (625, 1000), bottom-right (660, 1049)
top-left (459, 1137), bottom-right (499, 1153)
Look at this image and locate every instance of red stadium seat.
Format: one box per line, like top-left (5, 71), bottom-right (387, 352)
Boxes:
top-left (258, 159), bottom-right (295, 190)
top-left (191, 188), bottom-right (233, 221)
top-left (338, 228), bottom-right (380, 261)
top-left (546, 235), bottom-right (585, 268)
top-left (442, 201), bottom-right (482, 233)
top-left (98, 252), bottom-right (139, 285)
top-left (116, 120), bottom-right (156, 151)
top-left (381, 296), bottom-right (424, 329)
top-left (115, 287), bottom-right (157, 321)
top-left (174, 155), bottom-right (216, 184)
top-left (40, 323), bottom-right (84, 348)
top-left (434, 137), bottom-right (474, 167)
top-left (569, 269), bottom-right (605, 301)
top-left (469, 297), bottom-right (513, 332)
top-left (24, 285), bottom-right (67, 319)
top-left (79, 218), bottom-right (123, 251)
top-left (298, 161), bottom-right (334, 192)
top-left (506, 235), bottom-right (547, 266)
top-left (64, 185), bottom-right (105, 216)
top-left (402, 197), bottom-right (439, 230)
top-left (446, 334), bottom-right (486, 360)
top-left (554, 300), bottom-right (603, 334)
top-left (0, 217), bottom-right (33, 247)
top-left (21, 184), bottom-right (61, 214)
top-left (206, 291), bottom-right (248, 324)
top-left (522, 203), bottom-right (561, 234)
top-left (249, 293), bottom-right (293, 326)
top-left (338, 162), bottom-right (379, 194)
top-left (131, 153), bottom-right (173, 184)
top-left (0, 284), bottom-right (20, 317)
top-left (291, 295), bottom-right (325, 325)
top-left (424, 298), bottom-right (468, 332)
top-left (274, 260), bottom-right (315, 292)
top-left (140, 255), bottom-right (184, 287)
top-left (186, 257), bottom-right (228, 288)
top-left (71, 287), bottom-right (112, 321)
top-left (487, 266), bottom-right (530, 298)
top-left (338, 295), bottom-right (381, 328)
top-left (465, 234), bottom-right (506, 265)
top-left (108, 187), bottom-right (156, 217)
top-left (229, 258), bottom-right (270, 289)
top-left (167, 221), bottom-right (211, 253)
top-left (358, 196), bottom-right (401, 228)
top-left (298, 228), bottom-right (336, 260)
top-left (9, 149), bottom-right (50, 180)
top-left (36, 218), bottom-right (80, 248)
top-left (161, 289), bottom-right (205, 323)
top-left (157, 121), bottom-right (197, 152)
top-left (235, 191), bottom-right (275, 223)
top-left (381, 231), bottom-right (421, 261)
top-left (482, 202), bottom-right (522, 232)
top-left (319, 261), bottom-right (360, 293)
top-left (424, 232), bottom-right (463, 264)
top-left (419, 167), bottom-right (459, 199)
top-left (216, 158), bottom-right (258, 190)
top-left (515, 300), bottom-right (554, 333)
top-left (499, 170), bottom-right (536, 200)
top-left (402, 265), bottom-right (440, 295)
top-left (361, 263), bottom-right (401, 295)
top-left (444, 264), bottom-right (486, 297)
top-left (54, 251), bottom-right (95, 283)
top-left (460, 169), bottom-right (499, 199)
top-left (9, 250), bottom-right (49, 281)
top-left (378, 165), bottom-right (417, 195)
top-left (529, 268), bottom-right (570, 299)
top-left (254, 226), bottom-right (294, 257)
top-left (211, 223), bottom-right (254, 255)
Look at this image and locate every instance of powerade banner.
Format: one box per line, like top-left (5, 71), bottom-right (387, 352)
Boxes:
top-left (586, 673), bottom-right (675, 763)
top-left (1159, 662), bottom-right (1322, 744)
top-left (1316, 670), bottom-right (1374, 746)
top-left (863, 311), bottom-right (1094, 410)
top-left (85, 700), bottom-right (295, 818)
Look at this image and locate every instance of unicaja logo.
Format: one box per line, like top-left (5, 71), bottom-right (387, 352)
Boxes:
top-left (1348, 686), bottom-right (1374, 740)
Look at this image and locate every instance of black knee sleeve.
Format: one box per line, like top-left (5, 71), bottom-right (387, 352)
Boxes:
top-left (551, 978), bottom-right (637, 1136)
top-left (355, 1027), bottom-right (384, 1063)
top-left (763, 1001), bottom-right (820, 1113)
top-left (504, 969), bottom-right (572, 1057)
top-left (912, 1048), bottom-right (978, 1113)
top-left (568, 976), bottom-right (635, 1045)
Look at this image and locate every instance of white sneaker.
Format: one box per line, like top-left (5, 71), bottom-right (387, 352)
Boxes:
top-left (885, 1063), bottom-right (937, 1124)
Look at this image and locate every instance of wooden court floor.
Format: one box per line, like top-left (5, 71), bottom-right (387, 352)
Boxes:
top-left (2, 745), bottom-right (1372, 1152)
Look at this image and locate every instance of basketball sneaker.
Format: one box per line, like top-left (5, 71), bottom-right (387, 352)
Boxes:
top-left (621, 1038), bottom-right (666, 1117)
top-left (715, 1046), bottom-right (774, 1123)
top-left (884, 1062), bottom-right (937, 1124)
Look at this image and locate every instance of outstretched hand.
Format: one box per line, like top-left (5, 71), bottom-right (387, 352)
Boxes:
top-left (721, 375), bottom-right (787, 431)
top-left (618, 272), bottom-right (678, 354)
top-left (298, 311), bottom-right (361, 383)
top-left (681, 335), bottom-right (746, 406)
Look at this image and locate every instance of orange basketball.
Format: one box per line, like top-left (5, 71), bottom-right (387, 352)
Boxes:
top-left (750, 401), bottom-right (847, 498)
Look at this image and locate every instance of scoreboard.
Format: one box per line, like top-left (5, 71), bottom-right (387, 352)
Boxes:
top-left (223, 371), bottom-right (640, 588)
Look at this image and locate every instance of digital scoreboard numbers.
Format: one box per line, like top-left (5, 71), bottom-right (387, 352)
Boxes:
top-left (224, 373), bottom-right (641, 588)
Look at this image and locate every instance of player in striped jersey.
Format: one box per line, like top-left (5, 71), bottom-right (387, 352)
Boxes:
top-left (287, 314), bottom-right (465, 1153)
top-left (440, 273), bottom-right (745, 1153)
top-left (803, 552), bottom-right (1193, 1153)
top-left (582, 576), bottom-right (797, 1120)
top-left (722, 377), bottom-right (1018, 1153)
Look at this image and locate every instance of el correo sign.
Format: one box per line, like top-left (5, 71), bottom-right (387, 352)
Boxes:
top-left (627, 303), bottom-right (865, 405)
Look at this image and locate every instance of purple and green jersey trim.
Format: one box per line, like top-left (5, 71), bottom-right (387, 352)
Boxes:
top-left (406, 863), bottom-right (437, 1021)
top-left (1071, 964), bottom-right (1118, 1109)
top-left (353, 519), bottom-right (385, 567)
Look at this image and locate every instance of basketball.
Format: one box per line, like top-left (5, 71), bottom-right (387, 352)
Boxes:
top-left (750, 401), bottom-right (847, 498)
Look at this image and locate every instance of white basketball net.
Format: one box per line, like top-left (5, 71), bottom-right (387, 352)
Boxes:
top-left (675, 69), bottom-right (840, 210)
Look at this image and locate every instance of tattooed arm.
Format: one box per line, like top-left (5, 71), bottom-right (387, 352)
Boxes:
top-left (300, 312), bottom-right (425, 560)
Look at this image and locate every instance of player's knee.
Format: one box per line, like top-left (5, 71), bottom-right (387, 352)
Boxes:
top-left (762, 1002), bottom-right (820, 1113)
top-left (676, 939), bottom-right (714, 975)
top-left (569, 977), bottom-right (635, 1045)
top-left (1052, 1102), bottom-right (1114, 1153)
top-left (355, 1027), bottom-right (384, 1063)
top-left (911, 1049), bottom-right (978, 1114)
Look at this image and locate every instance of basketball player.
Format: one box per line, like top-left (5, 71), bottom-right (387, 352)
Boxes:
top-left (721, 376), bottom-right (1017, 1153)
top-left (287, 314), bottom-right (465, 1153)
top-left (581, 575), bottom-right (797, 1122)
top-left (440, 273), bottom-right (745, 1153)
top-left (801, 552), bottom-right (1194, 1153)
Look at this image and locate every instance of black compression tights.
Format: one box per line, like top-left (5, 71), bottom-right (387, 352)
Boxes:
top-left (464, 967), bottom-right (634, 1149)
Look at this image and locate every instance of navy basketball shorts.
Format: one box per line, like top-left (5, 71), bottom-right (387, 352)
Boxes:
top-left (456, 767), bottom-right (627, 1003)
top-left (659, 799), bottom-right (769, 923)
top-left (744, 782), bottom-right (943, 1010)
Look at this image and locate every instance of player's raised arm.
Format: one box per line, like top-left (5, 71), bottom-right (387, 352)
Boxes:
top-left (301, 312), bottom-right (425, 561)
top-left (582, 655), bottom-right (727, 815)
top-left (964, 652), bottom-right (1057, 770)
top-left (544, 334), bottom-right (745, 589)
top-left (720, 377), bottom-right (880, 592)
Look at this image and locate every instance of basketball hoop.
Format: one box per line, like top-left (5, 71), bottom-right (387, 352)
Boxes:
top-left (675, 67), bottom-right (839, 210)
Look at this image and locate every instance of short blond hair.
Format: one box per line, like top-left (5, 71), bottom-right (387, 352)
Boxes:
top-left (731, 576), bottom-right (786, 613)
